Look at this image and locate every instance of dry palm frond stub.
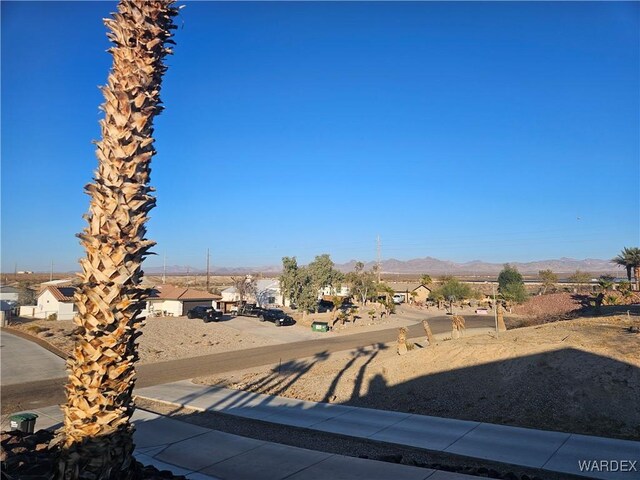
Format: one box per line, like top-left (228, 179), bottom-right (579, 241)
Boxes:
top-left (59, 1), bottom-right (179, 479)
top-left (422, 319), bottom-right (435, 346)
top-left (451, 315), bottom-right (466, 339)
top-left (397, 326), bottom-right (408, 355)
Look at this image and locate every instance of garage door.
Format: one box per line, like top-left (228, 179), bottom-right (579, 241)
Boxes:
top-left (182, 300), bottom-right (212, 316)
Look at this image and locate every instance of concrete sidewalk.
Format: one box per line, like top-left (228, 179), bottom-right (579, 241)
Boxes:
top-left (11, 405), bottom-right (480, 480)
top-left (136, 380), bottom-right (640, 480)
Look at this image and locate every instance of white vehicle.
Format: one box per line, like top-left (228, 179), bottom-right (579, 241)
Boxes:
top-left (392, 293), bottom-right (405, 304)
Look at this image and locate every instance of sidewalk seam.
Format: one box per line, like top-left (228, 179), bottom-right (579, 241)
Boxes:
top-left (441, 421), bottom-right (484, 452)
top-left (540, 433), bottom-right (573, 469)
top-left (278, 454), bottom-right (337, 480)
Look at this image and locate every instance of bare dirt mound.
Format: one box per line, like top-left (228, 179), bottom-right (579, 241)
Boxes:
top-left (511, 292), bottom-right (586, 318)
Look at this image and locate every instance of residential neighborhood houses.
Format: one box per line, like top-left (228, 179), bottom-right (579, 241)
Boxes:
top-left (10, 276), bottom-right (442, 322)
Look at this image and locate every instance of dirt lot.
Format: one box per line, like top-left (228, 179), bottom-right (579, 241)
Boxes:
top-left (195, 313), bottom-right (640, 441)
top-left (7, 316), bottom-right (281, 364)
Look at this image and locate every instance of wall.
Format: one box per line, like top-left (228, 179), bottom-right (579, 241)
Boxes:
top-left (57, 301), bottom-right (76, 321)
top-left (146, 299), bottom-right (183, 317)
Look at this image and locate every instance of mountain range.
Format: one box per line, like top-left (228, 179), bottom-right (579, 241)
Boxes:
top-left (145, 257), bottom-right (620, 276)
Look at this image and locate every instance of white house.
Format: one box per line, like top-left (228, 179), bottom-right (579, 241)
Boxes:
top-left (320, 284), bottom-right (350, 298)
top-left (255, 279), bottom-right (284, 307)
top-left (19, 286), bottom-right (77, 320)
top-left (220, 279), bottom-right (285, 309)
top-left (143, 285), bottom-right (220, 317)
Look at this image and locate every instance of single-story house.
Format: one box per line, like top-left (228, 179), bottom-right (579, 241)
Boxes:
top-left (389, 283), bottom-right (432, 304)
top-left (19, 286), bottom-right (77, 320)
top-left (143, 285), bottom-right (221, 317)
top-left (219, 279), bottom-right (285, 311)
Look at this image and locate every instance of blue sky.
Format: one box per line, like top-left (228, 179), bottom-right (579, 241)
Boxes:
top-left (2, 1), bottom-right (639, 272)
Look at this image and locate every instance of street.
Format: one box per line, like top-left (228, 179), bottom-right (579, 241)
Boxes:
top-left (0, 314), bottom-right (495, 413)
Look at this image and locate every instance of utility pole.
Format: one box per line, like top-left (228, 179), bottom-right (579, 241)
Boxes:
top-left (376, 235), bottom-right (382, 283)
top-left (206, 248), bottom-right (210, 292)
top-left (162, 253), bottom-right (166, 285)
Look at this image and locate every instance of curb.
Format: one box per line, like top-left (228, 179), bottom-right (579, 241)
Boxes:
top-left (0, 326), bottom-right (69, 360)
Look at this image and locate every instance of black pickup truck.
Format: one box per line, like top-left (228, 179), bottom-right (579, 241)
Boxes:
top-left (234, 303), bottom-right (264, 317)
top-left (186, 306), bottom-right (223, 322)
top-left (259, 309), bottom-right (294, 327)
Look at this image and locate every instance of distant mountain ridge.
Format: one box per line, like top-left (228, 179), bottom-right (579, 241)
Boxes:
top-left (335, 257), bottom-right (617, 275)
top-left (145, 257), bottom-right (619, 276)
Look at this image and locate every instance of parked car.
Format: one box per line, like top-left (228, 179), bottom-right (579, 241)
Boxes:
top-left (233, 303), bottom-right (265, 317)
top-left (392, 294), bottom-right (405, 304)
top-left (187, 306), bottom-right (223, 322)
top-left (317, 300), bottom-right (334, 313)
top-left (258, 309), bottom-right (294, 327)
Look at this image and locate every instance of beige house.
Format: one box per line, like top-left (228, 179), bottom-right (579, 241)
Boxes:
top-left (143, 285), bottom-right (221, 317)
top-left (389, 283), bottom-right (432, 304)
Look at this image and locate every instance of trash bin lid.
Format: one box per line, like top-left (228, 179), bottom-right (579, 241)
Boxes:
top-left (9, 413), bottom-right (38, 421)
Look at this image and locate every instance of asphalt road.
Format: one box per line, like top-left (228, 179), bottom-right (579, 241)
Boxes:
top-left (1, 315), bottom-right (495, 414)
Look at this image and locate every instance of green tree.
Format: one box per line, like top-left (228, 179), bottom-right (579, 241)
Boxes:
top-left (429, 278), bottom-right (475, 302)
top-left (295, 267), bottom-right (318, 313)
top-left (612, 247), bottom-right (640, 291)
top-left (568, 270), bottom-right (591, 292)
top-left (279, 256), bottom-right (299, 305)
top-left (419, 274), bottom-right (432, 286)
top-left (307, 254), bottom-right (343, 292)
top-left (498, 264), bottom-right (527, 304)
top-left (345, 261), bottom-right (377, 305)
top-left (279, 257), bottom-right (317, 312)
top-left (538, 269), bottom-right (558, 294)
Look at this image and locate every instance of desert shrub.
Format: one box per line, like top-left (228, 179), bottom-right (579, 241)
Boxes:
top-left (605, 295), bottom-right (618, 306)
top-left (47, 313), bottom-right (57, 321)
top-left (26, 325), bottom-right (45, 334)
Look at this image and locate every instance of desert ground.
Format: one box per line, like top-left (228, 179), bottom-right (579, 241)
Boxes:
top-left (6, 291), bottom-right (640, 440)
top-left (195, 313), bottom-right (640, 441)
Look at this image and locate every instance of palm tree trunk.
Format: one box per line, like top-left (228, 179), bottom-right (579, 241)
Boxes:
top-left (422, 319), bottom-right (434, 346)
top-left (635, 266), bottom-right (640, 291)
top-left (397, 327), bottom-right (408, 355)
top-left (59, 2), bottom-right (178, 479)
top-left (497, 303), bottom-right (507, 332)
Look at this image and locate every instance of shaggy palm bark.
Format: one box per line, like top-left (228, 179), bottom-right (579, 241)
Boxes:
top-left (59, 2), bottom-right (177, 479)
top-left (422, 319), bottom-right (434, 346)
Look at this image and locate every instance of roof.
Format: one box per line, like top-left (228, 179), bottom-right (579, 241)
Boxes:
top-left (0, 286), bottom-right (20, 293)
top-left (387, 282), bottom-right (431, 292)
top-left (150, 285), bottom-right (221, 301)
top-left (40, 279), bottom-right (74, 287)
top-left (38, 286), bottom-right (76, 302)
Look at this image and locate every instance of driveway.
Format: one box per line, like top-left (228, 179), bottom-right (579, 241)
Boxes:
top-left (219, 315), bottom-right (321, 343)
top-left (0, 330), bottom-right (66, 386)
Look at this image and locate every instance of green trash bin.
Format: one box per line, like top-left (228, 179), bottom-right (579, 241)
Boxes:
top-left (311, 321), bottom-right (329, 332)
top-left (8, 413), bottom-right (38, 434)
